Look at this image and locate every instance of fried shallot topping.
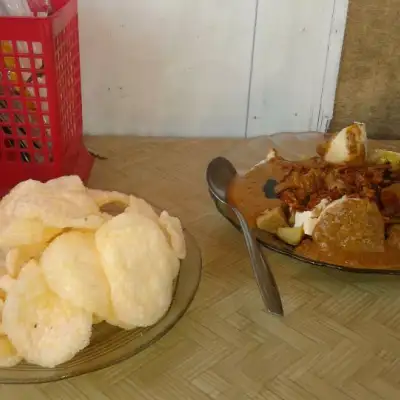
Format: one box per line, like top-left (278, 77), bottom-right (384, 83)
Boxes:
top-left (270, 155), bottom-right (398, 215)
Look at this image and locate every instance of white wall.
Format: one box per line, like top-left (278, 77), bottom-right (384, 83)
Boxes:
top-left (78, 0), bottom-right (256, 137)
top-left (78, 0), bottom-right (347, 137)
top-left (247, 0), bottom-right (343, 137)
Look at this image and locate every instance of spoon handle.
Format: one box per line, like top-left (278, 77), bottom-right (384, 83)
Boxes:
top-left (232, 208), bottom-right (284, 316)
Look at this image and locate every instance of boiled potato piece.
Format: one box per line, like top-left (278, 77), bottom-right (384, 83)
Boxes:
top-left (256, 207), bottom-right (288, 234)
top-left (277, 226), bottom-right (305, 246)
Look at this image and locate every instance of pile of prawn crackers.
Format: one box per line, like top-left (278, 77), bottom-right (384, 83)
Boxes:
top-left (0, 176), bottom-right (186, 368)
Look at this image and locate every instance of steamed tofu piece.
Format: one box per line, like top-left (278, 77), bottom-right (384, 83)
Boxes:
top-left (324, 122), bottom-right (367, 165)
top-left (294, 199), bottom-right (330, 236)
top-left (313, 197), bottom-right (385, 253)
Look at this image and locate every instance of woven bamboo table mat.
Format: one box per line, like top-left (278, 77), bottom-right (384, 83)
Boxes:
top-left (1, 133), bottom-right (400, 400)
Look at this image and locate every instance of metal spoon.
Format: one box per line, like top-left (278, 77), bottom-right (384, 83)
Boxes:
top-left (206, 156), bottom-right (284, 316)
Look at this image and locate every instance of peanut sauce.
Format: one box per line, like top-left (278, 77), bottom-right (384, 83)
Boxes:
top-left (228, 161), bottom-right (400, 271)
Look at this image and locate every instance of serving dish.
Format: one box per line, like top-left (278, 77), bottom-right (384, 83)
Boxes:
top-left (209, 126), bottom-right (400, 275)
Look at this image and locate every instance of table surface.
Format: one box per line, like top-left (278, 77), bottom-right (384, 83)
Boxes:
top-left (2, 133), bottom-right (400, 400)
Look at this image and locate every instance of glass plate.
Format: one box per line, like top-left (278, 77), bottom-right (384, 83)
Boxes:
top-left (210, 191), bottom-right (400, 275)
top-left (0, 230), bottom-right (202, 384)
top-left (210, 133), bottom-right (400, 275)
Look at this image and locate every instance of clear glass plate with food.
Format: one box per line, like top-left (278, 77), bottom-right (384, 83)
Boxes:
top-left (210, 123), bottom-right (400, 274)
top-left (0, 178), bottom-right (201, 383)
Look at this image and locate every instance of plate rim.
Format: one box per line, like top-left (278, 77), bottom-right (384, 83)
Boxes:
top-left (0, 230), bottom-right (202, 384)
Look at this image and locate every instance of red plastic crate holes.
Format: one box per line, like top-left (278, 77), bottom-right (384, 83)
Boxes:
top-left (0, 0), bottom-right (93, 196)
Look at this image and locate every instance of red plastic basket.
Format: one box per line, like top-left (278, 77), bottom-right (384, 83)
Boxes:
top-left (0, 0), bottom-right (93, 196)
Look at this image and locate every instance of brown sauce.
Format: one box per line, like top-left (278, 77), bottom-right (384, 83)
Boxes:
top-left (229, 162), bottom-right (400, 270)
top-left (297, 240), bottom-right (400, 270)
top-left (228, 161), bottom-right (286, 227)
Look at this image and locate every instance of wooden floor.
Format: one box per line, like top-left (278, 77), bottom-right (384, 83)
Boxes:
top-left (1, 133), bottom-right (400, 399)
